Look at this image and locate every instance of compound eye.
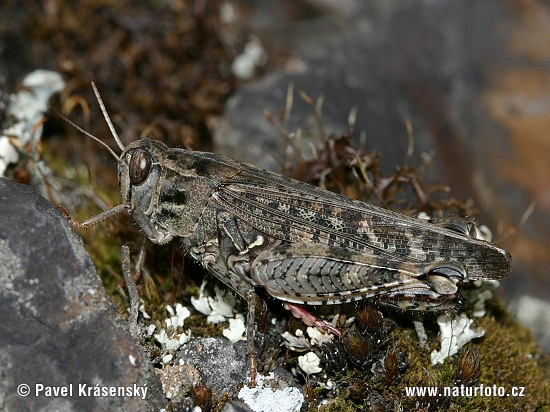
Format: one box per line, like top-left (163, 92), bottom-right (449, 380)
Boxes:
top-left (129, 149), bottom-right (152, 186)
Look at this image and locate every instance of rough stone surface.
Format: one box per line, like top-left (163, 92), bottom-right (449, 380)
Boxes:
top-left (0, 178), bottom-right (166, 411)
top-left (176, 337), bottom-right (248, 398)
top-left (222, 400), bottom-right (254, 412)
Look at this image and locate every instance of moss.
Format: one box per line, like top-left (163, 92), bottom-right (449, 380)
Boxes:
top-left (463, 312), bottom-right (550, 410)
top-left (274, 298), bottom-right (548, 411)
top-left (316, 398), bottom-right (361, 412)
top-left (184, 315), bottom-right (226, 338)
top-left (375, 305), bottom-right (549, 411)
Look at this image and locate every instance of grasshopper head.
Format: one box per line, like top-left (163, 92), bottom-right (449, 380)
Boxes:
top-left (119, 137), bottom-right (241, 243)
top-left (119, 138), bottom-right (166, 211)
top-left (118, 138), bottom-right (176, 244)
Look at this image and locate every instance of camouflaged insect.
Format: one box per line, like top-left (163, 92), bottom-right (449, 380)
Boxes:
top-left (62, 84), bottom-right (512, 314)
top-left (121, 138), bottom-right (511, 311)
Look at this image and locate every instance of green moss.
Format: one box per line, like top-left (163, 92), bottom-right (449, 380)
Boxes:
top-left (375, 304), bottom-right (550, 411)
top-left (463, 312), bottom-right (550, 410)
top-left (184, 314), bottom-right (226, 338)
top-left (316, 398), bottom-right (361, 412)
top-left (288, 301), bottom-right (549, 411)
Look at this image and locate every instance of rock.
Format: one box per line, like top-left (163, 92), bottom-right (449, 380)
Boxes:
top-left (0, 178), bottom-right (165, 411)
top-left (174, 337), bottom-right (304, 411)
top-left (222, 400), bottom-right (254, 412)
top-left (511, 295), bottom-right (550, 353)
top-left (176, 337), bottom-right (248, 398)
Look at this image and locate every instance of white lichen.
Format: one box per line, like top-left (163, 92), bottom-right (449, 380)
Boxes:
top-left (0, 70), bottom-right (64, 177)
top-left (208, 286), bottom-right (236, 318)
top-left (238, 373), bottom-right (304, 412)
top-left (0, 137), bottom-right (19, 176)
top-left (462, 279), bottom-right (500, 318)
top-left (191, 280), bottom-right (238, 323)
top-left (190, 281), bottom-right (212, 315)
top-left (231, 36), bottom-right (267, 80)
top-left (153, 303), bottom-right (192, 357)
top-left (306, 326), bottom-right (334, 346)
top-left (281, 331), bottom-right (310, 352)
top-left (222, 314), bottom-right (247, 342)
top-left (430, 313), bottom-right (485, 365)
top-left (281, 323), bottom-right (334, 354)
top-left (138, 303), bottom-right (151, 320)
top-left (146, 323), bottom-right (156, 338)
top-left (298, 352), bottom-right (322, 375)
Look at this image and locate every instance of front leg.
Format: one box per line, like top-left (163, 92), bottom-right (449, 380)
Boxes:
top-left (189, 238), bottom-right (220, 269)
top-left (59, 203), bottom-right (133, 229)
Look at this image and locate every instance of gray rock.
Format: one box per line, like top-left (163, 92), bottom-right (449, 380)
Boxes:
top-left (176, 337), bottom-right (248, 398)
top-left (222, 400), bottom-right (254, 412)
top-left (0, 178), bottom-right (166, 411)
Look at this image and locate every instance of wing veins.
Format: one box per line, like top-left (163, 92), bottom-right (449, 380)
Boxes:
top-left (216, 182), bottom-right (426, 263)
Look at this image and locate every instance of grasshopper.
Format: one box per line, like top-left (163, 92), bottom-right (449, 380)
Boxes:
top-left (56, 83), bottom-right (511, 382)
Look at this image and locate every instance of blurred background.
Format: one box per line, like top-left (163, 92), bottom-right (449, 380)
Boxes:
top-left (1, 0), bottom-right (549, 350)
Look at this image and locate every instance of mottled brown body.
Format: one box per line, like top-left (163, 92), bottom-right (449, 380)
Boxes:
top-left (119, 138), bottom-right (511, 311)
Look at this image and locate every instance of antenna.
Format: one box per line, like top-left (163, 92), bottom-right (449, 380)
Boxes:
top-left (91, 81), bottom-right (125, 152)
top-left (48, 107), bottom-right (121, 162)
